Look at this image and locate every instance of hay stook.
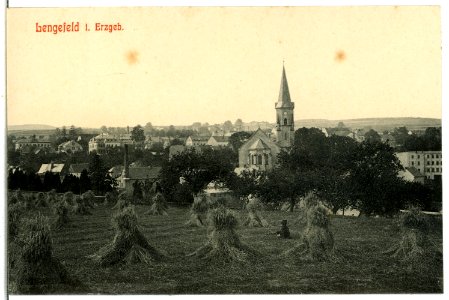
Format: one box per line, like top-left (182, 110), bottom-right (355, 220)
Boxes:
top-left (13, 214), bottom-right (79, 294)
top-left (284, 204), bottom-right (335, 261)
top-left (188, 207), bottom-right (259, 264)
top-left (384, 206), bottom-right (441, 266)
top-left (243, 195), bottom-right (269, 227)
top-left (146, 192), bottom-right (168, 215)
top-left (185, 194), bottom-right (209, 226)
top-left (88, 206), bottom-right (163, 266)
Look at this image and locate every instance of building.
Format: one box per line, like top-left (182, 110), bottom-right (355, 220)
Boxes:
top-left (237, 65), bottom-right (294, 172)
top-left (37, 163), bottom-right (68, 180)
top-left (88, 133), bottom-right (133, 153)
top-left (396, 151), bottom-right (442, 180)
top-left (68, 163), bottom-right (89, 178)
top-left (58, 140), bottom-right (84, 154)
top-left (119, 144), bottom-right (161, 192)
top-left (185, 136), bottom-right (209, 147)
top-left (15, 138), bottom-right (52, 152)
top-left (398, 167), bottom-right (426, 184)
top-left (207, 136), bottom-right (230, 147)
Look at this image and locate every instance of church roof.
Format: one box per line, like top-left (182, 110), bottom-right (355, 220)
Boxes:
top-left (248, 138), bottom-right (270, 150)
top-left (275, 65), bottom-right (294, 109)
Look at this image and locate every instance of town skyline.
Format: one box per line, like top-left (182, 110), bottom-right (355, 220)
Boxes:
top-left (7, 6), bottom-right (441, 128)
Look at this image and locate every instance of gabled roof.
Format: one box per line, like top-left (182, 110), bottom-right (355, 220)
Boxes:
top-left (275, 65), bottom-right (294, 109)
top-left (405, 167), bottom-right (426, 178)
top-left (59, 140), bottom-right (82, 148)
top-left (249, 138), bottom-right (270, 150)
top-left (37, 163), bottom-right (65, 174)
top-left (189, 136), bottom-right (210, 142)
top-left (69, 163), bottom-right (89, 174)
top-left (128, 167), bottom-right (161, 180)
top-left (211, 136), bottom-right (230, 143)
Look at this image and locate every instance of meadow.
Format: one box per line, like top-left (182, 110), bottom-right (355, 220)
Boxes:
top-left (8, 201), bottom-right (443, 294)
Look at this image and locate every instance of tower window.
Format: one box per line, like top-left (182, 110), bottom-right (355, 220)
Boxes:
top-left (284, 118), bottom-right (288, 125)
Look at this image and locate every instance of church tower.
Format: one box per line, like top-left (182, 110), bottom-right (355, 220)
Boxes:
top-left (275, 65), bottom-right (295, 148)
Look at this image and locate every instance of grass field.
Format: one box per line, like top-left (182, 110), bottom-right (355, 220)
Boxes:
top-left (8, 203), bottom-right (443, 294)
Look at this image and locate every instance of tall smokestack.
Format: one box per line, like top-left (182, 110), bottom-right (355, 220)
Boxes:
top-left (124, 144), bottom-right (129, 178)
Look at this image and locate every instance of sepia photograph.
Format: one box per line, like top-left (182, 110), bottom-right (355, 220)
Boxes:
top-left (3, 0), bottom-right (445, 295)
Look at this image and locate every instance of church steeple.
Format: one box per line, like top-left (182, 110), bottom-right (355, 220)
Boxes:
top-left (276, 65), bottom-right (294, 109)
top-left (275, 64), bottom-right (295, 148)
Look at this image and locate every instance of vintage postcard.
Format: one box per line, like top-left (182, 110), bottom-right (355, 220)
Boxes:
top-left (3, 2), bottom-right (444, 296)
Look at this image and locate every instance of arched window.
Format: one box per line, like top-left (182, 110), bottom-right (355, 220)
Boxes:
top-left (258, 154), bottom-right (262, 165)
top-left (284, 118), bottom-right (288, 125)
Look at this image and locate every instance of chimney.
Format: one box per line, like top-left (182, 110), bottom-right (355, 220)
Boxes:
top-left (123, 144), bottom-right (129, 178)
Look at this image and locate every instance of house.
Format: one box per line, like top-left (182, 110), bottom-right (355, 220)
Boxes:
top-left (207, 136), bottom-right (230, 147)
top-left (118, 166), bottom-right (161, 191)
top-left (398, 167), bottom-right (426, 184)
top-left (237, 65), bottom-right (294, 172)
top-left (185, 136), bottom-right (210, 147)
top-left (88, 133), bottom-right (134, 153)
top-left (144, 136), bottom-right (173, 149)
top-left (37, 163), bottom-right (68, 180)
top-left (58, 140), bottom-right (84, 154)
top-left (396, 151), bottom-right (442, 180)
top-left (68, 163), bottom-right (89, 178)
top-left (119, 144), bottom-right (161, 193)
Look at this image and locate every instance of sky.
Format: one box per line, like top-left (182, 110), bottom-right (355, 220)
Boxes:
top-left (6, 6), bottom-right (441, 128)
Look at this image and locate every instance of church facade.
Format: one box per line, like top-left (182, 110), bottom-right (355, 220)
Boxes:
top-left (238, 66), bottom-right (295, 172)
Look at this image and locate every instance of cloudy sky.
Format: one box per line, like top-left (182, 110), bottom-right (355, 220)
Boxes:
top-left (6, 6), bottom-right (441, 127)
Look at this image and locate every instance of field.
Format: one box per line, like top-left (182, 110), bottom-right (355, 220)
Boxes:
top-left (8, 202), bottom-right (443, 294)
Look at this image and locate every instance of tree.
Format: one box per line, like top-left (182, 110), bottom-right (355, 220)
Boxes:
top-left (144, 122), bottom-right (154, 134)
top-left (79, 169), bottom-right (92, 193)
top-left (228, 131), bottom-right (252, 152)
top-left (392, 126), bottom-right (409, 147)
top-left (167, 125), bottom-right (176, 137)
top-left (223, 120), bottom-right (233, 132)
top-left (347, 141), bottom-right (404, 216)
top-left (159, 147), bottom-right (236, 202)
top-left (100, 126), bottom-right (108, 133)
top-left (88, 153), bottom-right (109, 194)
top-left (234, 119), bottom-right (243, 131)
top-left (69, 125), bottom-right (77, 140)
top-left (364, 129), bottom-right (381, 143)
top-left (131, 125), bottom-right (145, 143)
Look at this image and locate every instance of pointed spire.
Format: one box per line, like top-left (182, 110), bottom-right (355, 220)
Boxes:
top-left (276, 65), bottom-right (294, 108)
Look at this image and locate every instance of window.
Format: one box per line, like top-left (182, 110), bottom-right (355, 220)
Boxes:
top-left (284, 118), bottom-right (288, 125)
top-left (411, 161), bottom-right (414, 166)
top-left (411, 155), bottom-right (414, 159)
top-left (417, 161), bottom-right (420, 166)
top-left (418, 155), bottom-right (420, 159)
top-left (436, 161), bottom-right (439, 165)
top-left (427, 161), bottom-right (430, 165)
top-left (432, 168), bottom-right (435, 172)
top-left (418, 168), bottom-right (421, 172)
top-left (258, 154), bottom-right (262, 165)
top-left (432, 161), bottom-right (434, 165)
top-left (436, 168), bottom-right (439, 172)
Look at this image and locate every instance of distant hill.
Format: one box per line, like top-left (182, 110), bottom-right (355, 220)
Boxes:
top-left (295, 117), bottom-right (441, 132)
top-left (8, 124), bottom-right (56, 131)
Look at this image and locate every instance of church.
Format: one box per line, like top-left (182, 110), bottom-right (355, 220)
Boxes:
top-left (237, 65), bottom-right (295, 172)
